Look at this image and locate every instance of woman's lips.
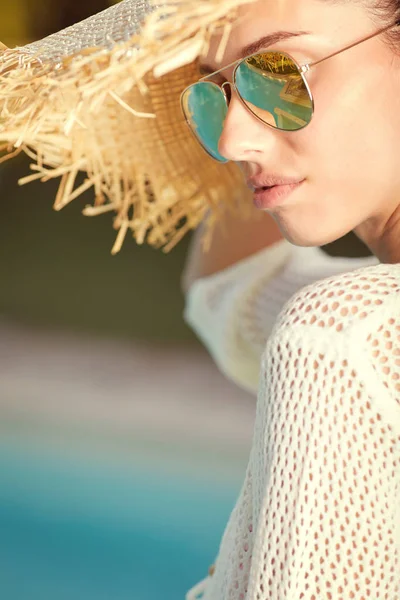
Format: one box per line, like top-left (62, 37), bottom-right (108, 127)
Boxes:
top-left (253, 180), bottom-right (304, 210)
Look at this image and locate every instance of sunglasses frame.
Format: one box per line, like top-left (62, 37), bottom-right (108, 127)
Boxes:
top-left (180, 19), bottom-right (400, 162)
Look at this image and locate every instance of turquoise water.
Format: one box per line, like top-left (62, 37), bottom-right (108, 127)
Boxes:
top-left (0, 440), bottom-right (239, 600)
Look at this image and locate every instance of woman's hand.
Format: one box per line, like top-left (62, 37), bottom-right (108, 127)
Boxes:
top-left (181, 207), bottom-right (284, 294)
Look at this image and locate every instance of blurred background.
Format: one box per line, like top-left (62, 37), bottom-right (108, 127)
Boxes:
top-left (0, 2), bottom-right (372, 599)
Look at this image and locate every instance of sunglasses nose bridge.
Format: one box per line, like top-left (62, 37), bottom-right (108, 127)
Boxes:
top-left (220, 80), bottom-right (232, 103)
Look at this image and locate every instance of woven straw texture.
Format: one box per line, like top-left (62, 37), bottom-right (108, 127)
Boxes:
top-left (0, 0), bottom-right (253, 253)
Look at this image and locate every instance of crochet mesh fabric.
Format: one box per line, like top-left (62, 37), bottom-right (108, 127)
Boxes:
top-left (184, 245), bottom-right (400, 600)
top-left (184, 241), bottom-right (380, 394)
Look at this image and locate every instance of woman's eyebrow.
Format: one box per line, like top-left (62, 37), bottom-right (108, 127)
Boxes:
top-left (239, 30), bottom-right (310, 58)
top-left (200, 30), bottom-right (310, 74)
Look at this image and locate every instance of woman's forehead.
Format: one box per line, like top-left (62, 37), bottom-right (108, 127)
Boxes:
top-left (202, 0), bottom-right (370, 70)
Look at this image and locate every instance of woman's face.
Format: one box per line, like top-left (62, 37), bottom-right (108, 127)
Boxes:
top-left (201, 0), bottom-right (400, 254)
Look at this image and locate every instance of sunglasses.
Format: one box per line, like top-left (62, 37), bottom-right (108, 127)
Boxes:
top-left (181, 20), bottom-right (399, 163)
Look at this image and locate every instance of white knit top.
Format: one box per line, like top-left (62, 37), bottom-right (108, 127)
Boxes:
top-left (184, 240), bottom-right (400, 600)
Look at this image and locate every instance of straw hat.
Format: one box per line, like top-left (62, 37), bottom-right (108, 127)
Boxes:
top-left (0, 0), bottom-right (254, 253)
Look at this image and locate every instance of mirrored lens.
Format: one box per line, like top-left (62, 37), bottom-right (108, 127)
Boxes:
top-left (235, 52), bottom-right (313, 131)
top-left (181, 82), bottom-right (228, 163)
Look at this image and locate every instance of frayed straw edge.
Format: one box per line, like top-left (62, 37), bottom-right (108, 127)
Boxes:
top-left (108, 90), bottom-right (155, 119)
top-left (0, 0), bottom-right (253, 253)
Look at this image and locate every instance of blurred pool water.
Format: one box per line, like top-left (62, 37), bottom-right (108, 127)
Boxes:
top-left (0, 435), bottom-right (241, 600)
top-left (0, 326), bottom-right (253, 600)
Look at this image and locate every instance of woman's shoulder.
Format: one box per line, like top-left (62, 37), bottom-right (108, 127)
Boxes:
top-left (271, 261), bottom-right (400, 337)
top-left (264, 262), bottom-right (400, 418)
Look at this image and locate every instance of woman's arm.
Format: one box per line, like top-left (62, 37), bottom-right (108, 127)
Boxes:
top-left (181, 208), bottom-right (284, 294)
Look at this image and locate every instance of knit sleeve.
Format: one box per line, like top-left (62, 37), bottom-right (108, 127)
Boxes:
top-left (245, 265), bottom-right (400, 600)
top-left (197, 262), bottom-right (400, 600)
top-left (183, 241), bottom-right (379, 394)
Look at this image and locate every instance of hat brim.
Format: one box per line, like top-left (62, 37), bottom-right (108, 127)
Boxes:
top-left (0, 0), bottom-right (254, 253)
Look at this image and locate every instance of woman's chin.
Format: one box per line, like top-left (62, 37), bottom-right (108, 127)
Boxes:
top-left (273, 216), bottom-right (354, 248)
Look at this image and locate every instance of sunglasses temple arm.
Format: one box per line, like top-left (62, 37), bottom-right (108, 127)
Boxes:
top-left (306, 20), bottom-right (400, 71)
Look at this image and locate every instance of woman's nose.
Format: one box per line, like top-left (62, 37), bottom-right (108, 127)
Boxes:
top-left (218, 85), bottom-right (277, 163)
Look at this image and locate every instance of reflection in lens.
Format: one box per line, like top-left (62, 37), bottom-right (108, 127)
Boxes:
top-left (182, 82), bottom-right (228, 162)
top-left (235, 52), bottom-right (313, 131)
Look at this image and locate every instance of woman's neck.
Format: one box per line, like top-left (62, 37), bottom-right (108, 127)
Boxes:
top-left (354, 203), bottom-right (400, 264)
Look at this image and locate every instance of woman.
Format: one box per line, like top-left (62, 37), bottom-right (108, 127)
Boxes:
top-left (1, 0), bottom-right (399, 598)
top-left (180, 3), bottom-right (400, 599)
